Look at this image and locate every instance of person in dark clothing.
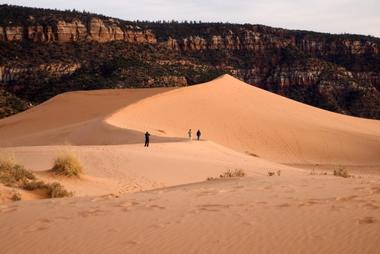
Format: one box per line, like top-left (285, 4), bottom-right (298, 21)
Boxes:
top-left (196, 129), bottom-right (201, 141)
top-left (144, 132), bottom-right (151, 147)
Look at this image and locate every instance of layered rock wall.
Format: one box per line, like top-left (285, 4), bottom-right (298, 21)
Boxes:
top-left (0, 18), bottom-right (157, 44)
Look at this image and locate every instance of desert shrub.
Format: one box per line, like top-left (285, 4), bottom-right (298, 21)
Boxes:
top-left (0, 158), bottom-right (36, 187)
top-left (11, 191), bottom-right (21, 201)
top-left (46, 182), bottom-right (72, 198)
top-left (0, 157), bottom-right (73, 199)
top-left (219, 169), bottom-right (246, 178)
top-left (207, 169), bottom-right (246, 181)
top-left (22, 180), bottom-right (72, 198)
top-left (333, 168), bottom-right (350, 178)
top-left (51, 153), bottom-right (83, 177)
top-left (21, 180), bottom-right (47, 191)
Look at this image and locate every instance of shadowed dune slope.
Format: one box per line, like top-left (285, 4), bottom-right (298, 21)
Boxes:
top-left (107, 75), bottom-right (380, 165)
top-left (0, 87), bottom-right (176, 146)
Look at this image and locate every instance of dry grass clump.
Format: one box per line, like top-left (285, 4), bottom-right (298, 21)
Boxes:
top-left (333, 168), bottom-right (350, 178)
top-left (0, 157), bottom-right (35, 187)
top-left (22, 180), bottom-right (47, 191)
top-left (0, 157), bottom-right (72, 200)
top-left (207, 169), bottom-right (246, 181)
top-left (220, 169), bottom-right (246, 178)
top-left (52, 153), bottom-right (83, 177)
top-left (268, 170), bottom-right (282, 176)
top-left (46, 182), bottom-right (72, 198)
top-left (22, 180), bottom-right (72, 198)
top-left (310, 169), bottom-right (328, 176)
top-left (11, 191), bottom-right (21, 201)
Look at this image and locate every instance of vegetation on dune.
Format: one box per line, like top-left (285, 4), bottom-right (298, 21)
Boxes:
top-left (333, 168), bottom-right (350, 178)
top-left (268, 170), bottom-right (281, 176)
top-left (207, 169), bottom-right (246, 181)
top-left (46, 182), bottom-right (72, 198)
top-left (0, 157), bottom-right (73, 200)
top-left (219, 169), bottom-right (246, 178)
top-left (51, 153), bottom-right (83, 177)
top-left (10, 191), bottom-right (21, 201)
top-left (0, 157), bottom-right (36, 187)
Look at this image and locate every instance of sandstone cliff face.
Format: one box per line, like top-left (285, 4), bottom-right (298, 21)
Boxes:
top-left (4, 26), bottom-right (23, 41)
top-left (157, 23), bottom-right (379, 57)
top-left (0, 18), bottom-right (156, 44)
top-left (56, 20), bottom-right (87, 42)
top-left (164, 30), bottom-right (379, 56)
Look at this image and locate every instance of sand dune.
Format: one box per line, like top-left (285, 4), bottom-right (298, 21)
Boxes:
top-left (1, 173), bottom-right (380, 254)
top-left (1, 75), bottom-right (379, 166)
top-left (0, 88), bottom-right (173, 146)
top-left (2, 141), bottom-right (297, 198)
top-left (1, 75), bottom-right (380, 253)
top-left (107, 75), bottom-right (380, 165)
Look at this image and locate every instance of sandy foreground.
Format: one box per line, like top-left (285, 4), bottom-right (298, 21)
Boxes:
top-left (0, 75), bottom-right (380, 253)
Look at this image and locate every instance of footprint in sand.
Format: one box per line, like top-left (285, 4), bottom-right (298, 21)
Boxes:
top-left (276, 203), bottom-right (291, 208)
top-left (369, 186), bottom-right (380, 195)
top-left (25, 218), bottom-right (53, 233)
top-left (197, 204), bottom-right (230, 212)
top-left (256, 201), bottom-right (267, 205)
top-left (124, 240), bottom-right (140, 245)
top-left (196, 190), bottom-right (218, 197)
top-left (116, 201), bottom-right (140, 212)
top-left (298, 199), bottom-right (322, 207)
top-left (0, 205), bottom-right (18, 213)
top-left (357, 216), bottom-right (376, 224)
top-left (335, 195), bottom-right (358, 202)
top-left (361, 202), bottom-right (380, 210)
top-left (78, 208), bottom-right (107, 217)
top-left (148, 204), bottom-right (166, 210)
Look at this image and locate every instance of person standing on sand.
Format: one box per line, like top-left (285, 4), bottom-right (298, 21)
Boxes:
top-left (196, 129), bottom-right (201, 141)
top-left (188, 129), bottom-right (192, 140)
top-left (144, 131), bottom-right (151, 147)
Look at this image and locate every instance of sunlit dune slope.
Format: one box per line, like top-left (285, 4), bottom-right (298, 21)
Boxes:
top-left (107, 75), bottom-right (380, 164)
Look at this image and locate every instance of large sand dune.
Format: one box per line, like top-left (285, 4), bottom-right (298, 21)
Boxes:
top-left (1, 75), bottom-right (380, 253)
top-left (107, 75), bottom-right (380, 165)
top-left (1, 75), bottom-right (379, 165)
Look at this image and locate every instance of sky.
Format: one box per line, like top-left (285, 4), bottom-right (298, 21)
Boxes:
top-left (5, 0), bottom-right (380, 37)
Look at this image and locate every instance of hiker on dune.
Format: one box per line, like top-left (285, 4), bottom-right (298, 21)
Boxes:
top-left (196, 129), bottom-right (201, 141)
top-left (188, 129), bottom-right (192, 140)
top-left (144, 131), bottom-right (151, 147)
